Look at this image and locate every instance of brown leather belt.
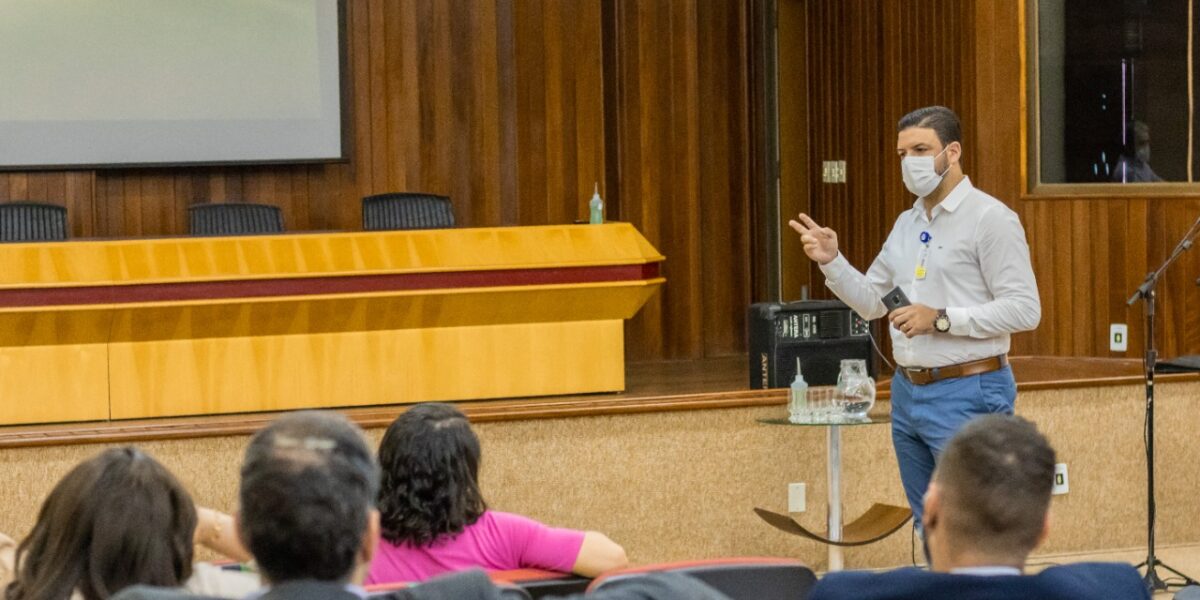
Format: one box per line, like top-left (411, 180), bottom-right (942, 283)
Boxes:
top-left (899, 355), bottom-right (1008, 386)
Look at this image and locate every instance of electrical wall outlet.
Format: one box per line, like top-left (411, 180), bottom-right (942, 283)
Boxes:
top-left (1110, 324), bottom-right (1128, 352)
top-left (1052, 463), bottom-right (1069, 495)
top-left (821, 160), bottom-right (847, 183)
top-left (788, 482), bottom-right (806, 512)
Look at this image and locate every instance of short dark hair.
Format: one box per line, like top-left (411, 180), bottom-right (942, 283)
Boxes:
top-left (238, 411), bottom-right (379, 584)
top-left (933, 415), bottom-right (1056, 559)
top-left (378, 403), bottom-right (487, 547)
top-left (897, 106), bottom-right (962, 146)
top-left (7, 447), bottom-right (196, 600)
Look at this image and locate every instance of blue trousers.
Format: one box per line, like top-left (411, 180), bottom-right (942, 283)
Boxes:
top-left (890, 364), bottom-right (1016, 527)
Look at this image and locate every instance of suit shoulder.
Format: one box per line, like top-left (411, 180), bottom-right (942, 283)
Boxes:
top-left (1036, 563), bottom-right (1150, 599)
top-left (809, 568), bottom-right (930, 600)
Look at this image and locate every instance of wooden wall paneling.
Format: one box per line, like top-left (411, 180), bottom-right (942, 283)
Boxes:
top-left (1155, 199), bottom-right (1200, 358)
top-left (608, 0), bottom-right (753, 360)
top-left (513, 1), bottom-right (550, 227)
top-left (0, 0), bottom-right (751, 362)
top-left (1070, 199), bottom-right (1097, 355)
top-left (618, 0), bottom-right (704, 360)
top-left (0, 172), bottom-right (95, 238)
top-left (696, 0), bottom-right (752, 356)
top-left (511, 0), bottom-right (606, 227)
top-left (1048, 201), bottom-right (1074, 355)
top-left (1124, 198), bottom-right (1149, 356)
top-left (776, 0), bottom-right (809, 303)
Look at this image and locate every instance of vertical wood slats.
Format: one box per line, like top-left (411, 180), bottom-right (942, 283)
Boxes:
top-left (0, 0), bottom-right (755, 362)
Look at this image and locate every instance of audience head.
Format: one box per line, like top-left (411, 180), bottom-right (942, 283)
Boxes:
top-left (6, 447), bottom-right (196, 600)
top-left (377, 402), bottom-right (487, 547)
top-left (923, 414), bottom-right (1056, 571)
top-left (237, 410), bottom-right (380, 585)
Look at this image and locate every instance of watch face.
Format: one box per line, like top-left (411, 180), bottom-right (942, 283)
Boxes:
top-left (935, 315), bottom-right (950, 332)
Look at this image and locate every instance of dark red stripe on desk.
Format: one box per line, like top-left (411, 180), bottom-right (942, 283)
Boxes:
top-left (0, 263), bottom-right (660, 308)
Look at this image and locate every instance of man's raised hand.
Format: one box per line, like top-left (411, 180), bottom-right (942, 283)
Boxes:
top-left (787, 213), bottom-right (839, 265)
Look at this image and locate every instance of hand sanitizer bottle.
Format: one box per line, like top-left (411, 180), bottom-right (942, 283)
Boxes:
top-left (588, 183), bottom-right (604, 224)
top-left (788, 357), bottom-right (809, 423)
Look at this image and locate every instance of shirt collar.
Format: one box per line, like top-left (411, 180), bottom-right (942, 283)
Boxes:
top-left (950, 565), bottom-right (1022, 577)
top-left (912, 176), bottom-right (974, 218)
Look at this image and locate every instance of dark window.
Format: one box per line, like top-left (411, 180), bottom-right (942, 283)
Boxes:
top-left (1037, 0), bottom-right (1195, 183)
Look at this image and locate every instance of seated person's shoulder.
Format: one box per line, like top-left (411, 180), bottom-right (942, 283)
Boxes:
top-left (811, 564), bottom-right (1150, 600)
top-left (809, 568), bottom-right (935, 600)
top-left (1035, 562), bottom-right (1150, 599)
top-left (385, 569), bottom-right (501, 600)
top-left (110, 586), bottom-right (222, 600)
top-left (584, 572), bottom-right (732, 600)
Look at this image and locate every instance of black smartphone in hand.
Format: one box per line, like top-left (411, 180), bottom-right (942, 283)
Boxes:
top-left (882, 286), bottom-right (911, 312)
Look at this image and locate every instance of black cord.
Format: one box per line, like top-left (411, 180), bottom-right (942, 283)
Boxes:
top-left (869, 325), bottom-right (897, 373)
top-left (911, 521), bottom-right (917, 567)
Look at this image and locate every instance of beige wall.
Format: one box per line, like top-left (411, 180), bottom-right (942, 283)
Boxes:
top-left (1, 380), bottom-right (1197, 571)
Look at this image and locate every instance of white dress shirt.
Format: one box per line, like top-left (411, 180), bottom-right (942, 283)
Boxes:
top-left (818, 177), bottom-right (1041, 368)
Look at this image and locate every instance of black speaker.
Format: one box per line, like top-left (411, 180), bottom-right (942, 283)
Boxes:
top-left (748, 300), bottom-right (879, 388)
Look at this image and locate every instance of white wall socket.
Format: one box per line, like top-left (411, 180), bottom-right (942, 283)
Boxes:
top-left (788, 482), bottom-right (806, 512)
top-left (1052, 463), bottom-right (1069, 495)
top-left (1110, 323), bottom-right (1129, 352)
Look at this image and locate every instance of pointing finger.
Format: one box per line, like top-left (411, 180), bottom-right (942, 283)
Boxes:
top-left (797, 213), bottom-right (822, 231)
top-left (787, 219), bottom-right (810, 235)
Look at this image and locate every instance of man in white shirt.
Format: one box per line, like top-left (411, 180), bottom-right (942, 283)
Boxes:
top-left (788, 106), bottom-right (1041, 524)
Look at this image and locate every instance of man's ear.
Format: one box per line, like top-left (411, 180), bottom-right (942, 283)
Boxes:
top-left (361, 509), bottom-right (381, 565)
top-left (947, 141), bottom-right (963, 167)
top-left (922, 482), bottom-right (941, 531)
top-left (1035, 507), bottom-right (1052, 550)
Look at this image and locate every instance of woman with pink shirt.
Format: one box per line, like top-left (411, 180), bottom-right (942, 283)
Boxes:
top-left (365, 403), bottom-right (628, 584)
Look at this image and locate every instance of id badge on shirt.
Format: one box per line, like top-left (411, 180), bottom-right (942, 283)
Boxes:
top-left (915, 241), bottom-right (931, 280)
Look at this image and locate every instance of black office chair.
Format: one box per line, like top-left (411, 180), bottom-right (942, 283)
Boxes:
top-left (188, 202), bottom-right (284, 236)
top-left (0, 201), bottom-right (68, 242)
top-left (362, 192), bottom-right (455, 231)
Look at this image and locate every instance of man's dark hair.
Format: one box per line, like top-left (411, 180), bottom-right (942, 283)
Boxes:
top-left (897, 105), bottom-right (962, 147)
top-left (377, 403), bottom-right (487, 547)
top-left (932, 414), bottom-right (1056, 560)
top-left (238, 411), bottom-right (379, 583)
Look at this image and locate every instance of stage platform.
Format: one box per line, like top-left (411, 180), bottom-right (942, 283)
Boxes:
top-left (0, 355), bottom-right (1189, 449)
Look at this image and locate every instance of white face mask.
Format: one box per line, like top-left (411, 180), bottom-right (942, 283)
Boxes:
top-left (901, 146), bottom-right (951, 197)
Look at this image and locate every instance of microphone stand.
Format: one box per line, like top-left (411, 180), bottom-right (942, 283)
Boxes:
top-left (1126, 214), bottom-right (1200, 591)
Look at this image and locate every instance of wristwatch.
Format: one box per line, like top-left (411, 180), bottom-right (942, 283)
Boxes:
top-left (934, 309), bottom-right (951, 333)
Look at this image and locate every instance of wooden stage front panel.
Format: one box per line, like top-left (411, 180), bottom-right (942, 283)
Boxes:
top-left (0, 355), bottom-right (1189, 449)
top-left (0, 224), bottom-right (663, 425)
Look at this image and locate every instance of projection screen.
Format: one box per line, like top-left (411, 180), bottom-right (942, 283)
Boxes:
top-left (0, 0), bottom-right (345, 169)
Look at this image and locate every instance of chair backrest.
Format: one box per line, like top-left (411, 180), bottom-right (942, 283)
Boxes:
top-left (362, 192), bottom-right (455, 231)
top-left (587, 558), bottom-right (817, 600)
top-left (487, 568), bottom-right (590, 599)
top-left (366, 577), bottom-right (531, 600)
top-left (0, 201), bottom-right (68, 242)
top-left (188, 202), bottom-right (284, 236)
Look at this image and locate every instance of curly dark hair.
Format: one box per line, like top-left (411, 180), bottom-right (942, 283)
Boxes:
top-left (378, 403), bottom-right (487, 546)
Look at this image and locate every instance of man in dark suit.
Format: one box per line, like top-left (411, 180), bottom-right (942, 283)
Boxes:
top-left (116, 411), bottom-right (500, 600)
top-left (809, 415), bottom-right (1149, 600)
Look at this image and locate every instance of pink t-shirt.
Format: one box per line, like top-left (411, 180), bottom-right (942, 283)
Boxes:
top-left (365, 510), bottom-right (587, 584)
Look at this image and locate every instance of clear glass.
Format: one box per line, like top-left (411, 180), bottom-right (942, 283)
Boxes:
top-left (836, 359), bottom-right (876, 420)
